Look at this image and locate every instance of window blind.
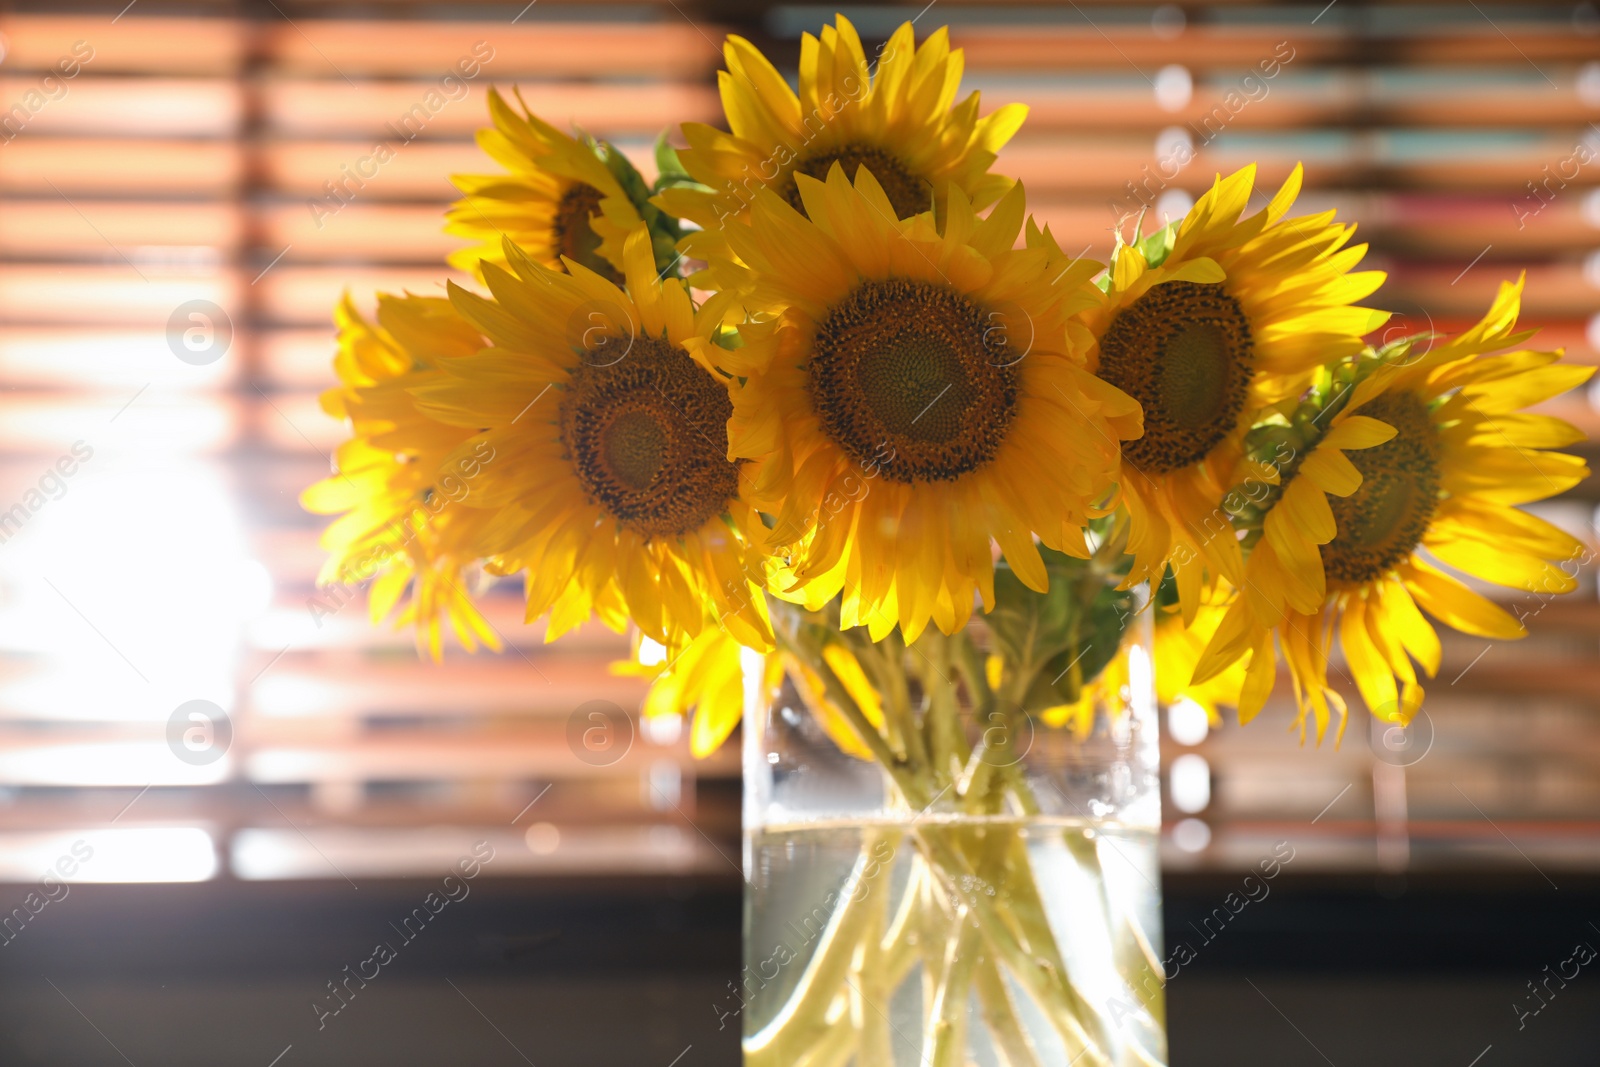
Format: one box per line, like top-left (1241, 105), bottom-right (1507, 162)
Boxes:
top-left (0, 0), bottom-right (1593, 882)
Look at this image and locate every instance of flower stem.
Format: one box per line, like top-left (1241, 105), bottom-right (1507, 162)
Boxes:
top-left (754, 596), bottom-right (1154, 1066)
top-left (851, 845), bottom-right (895, 1067)
top-left (974, 953), bottom-right (1046, 1067)
top-left (926, 905), bottom-right (978, 1067)
top-left (743, 829), bottom-right (900, 1067)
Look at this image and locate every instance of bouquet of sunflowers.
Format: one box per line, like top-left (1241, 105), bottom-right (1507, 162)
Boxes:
top-left (305, 16), bottom-right (1591, 1065)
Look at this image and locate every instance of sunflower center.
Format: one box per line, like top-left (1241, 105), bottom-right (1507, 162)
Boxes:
top-left (780, 143), bottom-right (930, 219)
top-left (1322, 392), bottom-right (1442, 586)
top-left (560, 336), bottom-right (739, 539)
top-left (603, 410), bottom-right (668, 489)
top-left (552, 182), bottom-right (623, 284)
top-left (1095, 281), bottom-right (1254, 474)
top-left (809, 279), bottom-right (1017, 483)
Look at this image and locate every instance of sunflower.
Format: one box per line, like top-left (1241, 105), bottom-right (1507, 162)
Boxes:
top-left (1196, 277), bottom-right (1593, 740)
top-left (302, 293), bottom-right (502, 659)
top-left (1190, 411), bottom-right (1400, 718)
top-left (408, 225), bottom-right (771, 649)
top-left (445, 87), bottom-right (642, 284)
top-left (616, 628), bottom-right (759, 758)
top-left (1083, 163), bottom-right (1388, 623)
top-left (620, 625), bottom-right (889, 759)
top-left (656, 15), bottom-right (1026, 294)
top-left (1153, 587), bottom-right (1251, 724)
top-left (717, 165), bottom-right (1141, 643)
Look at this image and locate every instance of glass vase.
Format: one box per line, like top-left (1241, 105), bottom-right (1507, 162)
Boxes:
top-left (741, 585), bottom-right (1167, 1067)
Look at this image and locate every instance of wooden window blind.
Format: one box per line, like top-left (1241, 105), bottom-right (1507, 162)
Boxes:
top-left (0, 0), bottom-right (1594, 882)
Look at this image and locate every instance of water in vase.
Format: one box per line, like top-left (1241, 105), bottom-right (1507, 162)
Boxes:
top-left (742, 815), bottom-right (1168, 1067)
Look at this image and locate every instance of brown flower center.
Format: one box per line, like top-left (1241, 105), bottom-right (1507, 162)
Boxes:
top-left (1322, 392), bottom-right (1441, 586)
top-left (779, 143), bottom-right (931, 219)
top-left (560, 336), bottom-right (738, 539)
top-left (1096, 281), bottom-right (1255, 474)
top-left (809, 279), bottom-right (1017, 483)
top-left (552, 182), bottom-right (623, 284)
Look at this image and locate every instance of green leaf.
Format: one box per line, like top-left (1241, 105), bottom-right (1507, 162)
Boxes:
top-left (650, 131), bottom-right (706, 194)
top-left (1137, 221), bottom-right (1179, 269)
top-left (1024, 580), bottom-right (1137, 710)
top-left (987, 547), bottom-right (1137, 713)
top-left (600, 141), bottom-right (653, 206)
top-left (650, 230), bottom-right (683, 277)
top-left (654, 131), bottom-right (689, 179)
top-left (586, 138), bottom-right (688, 276)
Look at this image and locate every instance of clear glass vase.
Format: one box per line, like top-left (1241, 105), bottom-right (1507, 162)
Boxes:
top-left (741, 585), bottom-right (1167, 1067)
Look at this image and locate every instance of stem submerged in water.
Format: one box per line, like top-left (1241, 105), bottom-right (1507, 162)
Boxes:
top-left (750, 589), bottom-right (1164, 1066)
top-left (744, 830), bottom-right (900, 1067)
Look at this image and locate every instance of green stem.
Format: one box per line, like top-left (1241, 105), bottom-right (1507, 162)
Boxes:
top-left (771, 607), bottom-right (920, 804)
top-left (842, 626), bottom-right (924, 775)
top-left (880, 631), bottom-right (930, 773)
top-left (914, 832), bottom-right (1115, 1067)
top-left (974, 954), bottom-right (1046, 1067)
top-left (756, 594), bottom-right (1157, 1067)
top-left (743, 829), bottom-right (900, 1067)
top-left (880, 855), bottom-right (925, 984)
top-left (926, 906), bottom-right (978, 1067)
top-left (951, 629), bottom-right (996, 725)
top-left (851, 870), bottom-right (895, 1067)
top-left (952, 631), bottom-right (1011, 814)
top-left (917, 633), bottom-right (970, 794)
top-left (793, 1008), bottom-right (856, 1067)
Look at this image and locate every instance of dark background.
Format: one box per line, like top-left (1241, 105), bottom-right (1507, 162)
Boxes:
top-left (2, 873), bottom-right (1597, 1065)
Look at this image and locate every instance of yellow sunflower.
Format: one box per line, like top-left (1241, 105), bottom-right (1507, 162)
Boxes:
top-left (718, 166), bottom-right (1141, 644)
top-left (302, 293), bottom-right (502, 659)
top-left (618, 628), bottom-right (759, 758)
top-left (1193, 411), bottom-right (1400, 713)
top-left (1197, 277), bottom-right (1593, 740)
top-left (621, 626), bottom-right (887, 759)
top-left (1083, 163), bottom-right (1388, 623)
top-left (1154, 588), bottom-right (1251, 724)
top-left (657, 15), bottom-right (1026, 294)
top-left (446, 87), bottom-right (642, 283)
top-left (409, 226), bottom-right (771, 649)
